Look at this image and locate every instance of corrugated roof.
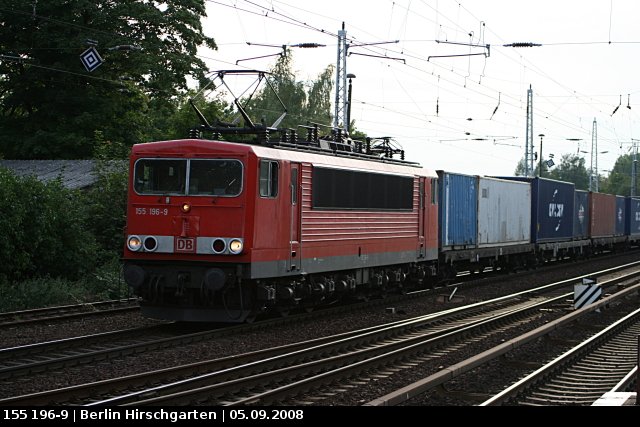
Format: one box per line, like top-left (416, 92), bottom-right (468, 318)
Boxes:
top-left (0, 160), bottom-right (127, 189)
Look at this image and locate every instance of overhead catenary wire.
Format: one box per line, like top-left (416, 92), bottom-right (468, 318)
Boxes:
top-left (6, 0), bottom-right (637, 171)
top-left (179, 1), bottom-right (640, 165)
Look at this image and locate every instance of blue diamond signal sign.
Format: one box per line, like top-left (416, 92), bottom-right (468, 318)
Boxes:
top-left (80, 46), bottom-right (103, 72)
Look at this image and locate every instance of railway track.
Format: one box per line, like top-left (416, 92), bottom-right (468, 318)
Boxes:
top-left (0, 299), bottom-right (141, 328)
top-left (0, 284), bottom-right (465, 386)
top-left (101, 268), bottom-right (640, 406)
top-left (0, 323), bottom-right (182, 381)
top-left (481, 307), bottom-right (640, 406)
top-left (0, 289), bottom-right (445, 386)
top-left (364, 282), bottom-right (640, 406)
top-left (4, 262), bottom-right (638, 406)
top-left (13, 291), bottom-right (563, 405)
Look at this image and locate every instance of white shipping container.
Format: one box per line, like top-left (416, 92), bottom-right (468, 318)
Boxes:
top-left (477, 177), bottom-right (531, 247)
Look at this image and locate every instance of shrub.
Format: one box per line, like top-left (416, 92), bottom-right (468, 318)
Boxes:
top-left (0, 163), bottom-right (130, 311)
top-left (82, 160), bottom-right (129, 262)
top-left (0, 276), bottom-right (87, 312)
top-left (84, 254), bottom-right (131, 301)
top-left (0, 168), bottom-right (98, 283)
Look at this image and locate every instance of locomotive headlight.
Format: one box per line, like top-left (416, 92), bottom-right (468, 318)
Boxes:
top-left (229, 238), bottom-right (243, 254)
top-left (212, 238), bottom-right (226, 254)
top-left (181, 202), bottom-right (191, 213)
top-left (127, 235), bottom-right (142, 252)
top-left (143, 236), bottom-right (158, 252)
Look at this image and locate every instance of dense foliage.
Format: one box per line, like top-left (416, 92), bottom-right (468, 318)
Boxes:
top-left (599, 154), bottom-right (638, 196)
top-left (0, 164), bottom-right (129, 310)
top-left (0, 0), bottom-right (216, 159)
top-left (514, 153), bottom-right (638, 196)
top-left (0, 169), bottom-right (95, 283)
top-left (243, 53), bottom-right (335, 131)
top-left (82, 158), bottom-right (129, 264)
top-left (547, 154), bottom-right (590, 190)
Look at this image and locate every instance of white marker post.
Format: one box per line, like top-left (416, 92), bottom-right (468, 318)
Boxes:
top-left (574, 277), bottom-right (601, 310)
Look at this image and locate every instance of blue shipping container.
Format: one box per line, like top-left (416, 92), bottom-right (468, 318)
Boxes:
top-left (573, 190), bottom-right (590, 239)
top-left (626, 197), bottom-right (640, 236)
top-left (615, 195), bottom-right (626, 236)
top-left (532, 178), bottom-right (575, 242)
top-left (437, 171), bottom-right (477, 249)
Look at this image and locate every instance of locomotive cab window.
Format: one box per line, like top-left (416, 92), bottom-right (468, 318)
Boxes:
top-left (259, 160), bottom-right (279, 198)
top-left (133, 158), bottom-right (243, 197)
top-left (134, 159), bottom-right (187, 195)
top-left (188, 159), bottom-right (242, 196)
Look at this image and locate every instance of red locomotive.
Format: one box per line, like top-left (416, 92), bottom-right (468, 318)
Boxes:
top-left (123, 71), bottom-right (439, 322)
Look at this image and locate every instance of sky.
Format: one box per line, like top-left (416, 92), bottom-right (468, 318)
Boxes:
top-left (198, 0), bottom-right (640, 177)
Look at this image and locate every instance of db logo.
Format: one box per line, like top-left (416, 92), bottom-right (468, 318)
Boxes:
top-left (176, 237), bottom-right (196, 253)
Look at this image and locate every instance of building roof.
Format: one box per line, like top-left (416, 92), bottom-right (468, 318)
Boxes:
top-left (0, 160), bottom-right (127, 189)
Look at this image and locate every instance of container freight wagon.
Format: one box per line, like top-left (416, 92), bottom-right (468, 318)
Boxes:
top-left (438, 172), bottom-right (535, 277)
top-left (573, 190), bottom-right (590, 240)
top-left (625, 196), bottom-right (640, 240)
top-left (477, 177), bottom-right (531, 247)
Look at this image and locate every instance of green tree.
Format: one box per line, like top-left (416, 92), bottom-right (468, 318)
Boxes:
top-left (93, 130), bottom-right (130, 160)
top-left (159, 91), bottom-right (232, 141)
top-left (304, 64), bottom-right (335, 126)
top-left (600, 154), bottom-right (635, 196)
top-left (514, 158), bottom-right (527, 176)
top-left (548, 154), bottom-right (589, 190)
top-left (243, 52), bottom-right (334, 132)
top-left (513, 156), bottom-right (549, 177)
top-left (244, 52), bottom-right (306, 130)
top-left (0, 0), bottom-right (216, 159)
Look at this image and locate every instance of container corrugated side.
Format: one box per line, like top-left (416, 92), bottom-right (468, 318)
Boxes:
top-left (589, 192), bottom-right (616, 237)
top-left (531, 178), bottom-right (575, 242)
top-left (477, 177), bottom-right (531, 247)
top-left (437, 171), bottom-right (477, 249)
top-left (625, 197), bottom-right (640, 236)
top-left (573, 190), bottom-right (590, 239)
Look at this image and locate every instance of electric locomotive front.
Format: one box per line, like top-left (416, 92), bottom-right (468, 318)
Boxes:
top-left (123, 139), bottom-right (259, 322)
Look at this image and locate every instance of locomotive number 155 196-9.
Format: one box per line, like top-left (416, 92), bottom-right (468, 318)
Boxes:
top-left (135, 207), bottom-right (169, 216)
